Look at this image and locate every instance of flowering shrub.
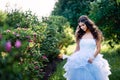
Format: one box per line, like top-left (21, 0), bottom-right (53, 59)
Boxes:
top-left (0, 10), bottom-right (74, 79)
top-left (41, 16), bottom-right (74, 61)
top-left (6, 9), bottom-right (40, 28)
top-left (0, 28), bottom-right (48, 80)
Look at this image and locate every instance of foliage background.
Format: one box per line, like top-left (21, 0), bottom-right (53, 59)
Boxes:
top-left (52, 0), bottom-right (120, 45)
top-left (0, 9), bottom-right (74, 80)
top-left (0, 0), bottom-right (120, 80)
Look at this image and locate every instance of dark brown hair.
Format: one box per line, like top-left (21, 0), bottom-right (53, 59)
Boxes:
top-left (75, 15), bottom-right (103, 42)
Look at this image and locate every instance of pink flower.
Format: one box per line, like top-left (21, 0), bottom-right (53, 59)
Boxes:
top-left (12, 32), bottom-right (16, 35)
top-left (39, 69), bottom-right (43, 72)
top-left (26, 36), bottom-right (31, 39)
top-left (5, 41), bottom-right (12, 52)
top-left (6, 30), bottom-right (11, 32)
top-left (16, 34), bottom-right (20, 37)
top-left (42, 55), bottom-right (47, 59)
top-left (28, 40), bottom-right (33, 42)
top-left (33, 33), bottom-right (37, 36)
top-left (15, 40), bottom-right (21, 48)
top-left (35, 66), bottom-right (39, 70)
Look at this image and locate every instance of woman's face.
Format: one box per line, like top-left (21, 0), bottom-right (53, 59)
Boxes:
top-left (78, 22), bottom-right (88, 31)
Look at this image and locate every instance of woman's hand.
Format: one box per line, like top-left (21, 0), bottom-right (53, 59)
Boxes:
top-left (58, 53), bottom-right (69, 59)
top-left (58, 53), bottom-right (63, 59)
top-left (88, 58), bottom-right (94, 63)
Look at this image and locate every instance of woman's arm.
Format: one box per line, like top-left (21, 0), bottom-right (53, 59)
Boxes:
top-left (88, 32), bottom-right (102, 63)
top-left (94, 32), bottom-right (102, 58)
top-left (94, 39), bottom-right (101, 58)
top-left (88, 40), bottom-right (101, 63)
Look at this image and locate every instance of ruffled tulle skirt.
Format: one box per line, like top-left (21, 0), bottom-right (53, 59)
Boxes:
top-left (63, 51), bottom-right (111, 80)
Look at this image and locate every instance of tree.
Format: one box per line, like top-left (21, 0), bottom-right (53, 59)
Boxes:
top-left (89, 0), bottom-right (120, 46)
top-left (52, 0), bottom-right (120, 45)
top-left (52, 0), bottom-right (94, 29)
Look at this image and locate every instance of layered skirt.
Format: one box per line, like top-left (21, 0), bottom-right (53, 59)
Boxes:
top-left (63, 51), bottom-right (111, 80)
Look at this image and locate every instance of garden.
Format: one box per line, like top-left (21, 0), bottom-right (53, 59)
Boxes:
top-left (0, 0), bottom-right (120, 80)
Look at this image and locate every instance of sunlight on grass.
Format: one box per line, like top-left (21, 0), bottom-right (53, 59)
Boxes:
top-left (101, 44), bottom-right (110, 52)
top-left (101, 43), bottom-right (120, 80)
top-left (66, 43), bottom-right (76, 55)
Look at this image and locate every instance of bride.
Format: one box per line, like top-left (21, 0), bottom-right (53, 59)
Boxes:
top-left (60, 15), bottom-right (111, 80)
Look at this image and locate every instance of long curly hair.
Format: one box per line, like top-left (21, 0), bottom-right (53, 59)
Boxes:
top-left (75, 15), bottom-right (103, 42)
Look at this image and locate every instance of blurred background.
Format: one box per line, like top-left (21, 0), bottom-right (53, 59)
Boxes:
top-left (0, 0), bottom-right (120, 80)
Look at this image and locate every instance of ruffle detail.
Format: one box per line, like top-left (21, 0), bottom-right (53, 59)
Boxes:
top-left (63, 53), bottom-right (111, 80)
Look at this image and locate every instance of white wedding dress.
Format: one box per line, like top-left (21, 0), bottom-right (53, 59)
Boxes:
top-left (63, 39), bottom-right (111, 80)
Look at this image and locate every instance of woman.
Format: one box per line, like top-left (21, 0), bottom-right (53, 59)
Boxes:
top-left (62, 15), bottom-right (111, 80)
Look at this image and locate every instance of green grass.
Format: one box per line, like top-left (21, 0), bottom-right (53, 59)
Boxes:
top-left (48, 60), bottom-right (66, 80)
top-left (102, 45), bottom-right (120, 80)
top-left (49, 43), bottom-right (120, 80)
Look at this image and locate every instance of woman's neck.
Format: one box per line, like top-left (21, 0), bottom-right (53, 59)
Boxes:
top-left (85, 29), bottom-right (91, 33)
top-left (81, 29), bottom-right (93, 39)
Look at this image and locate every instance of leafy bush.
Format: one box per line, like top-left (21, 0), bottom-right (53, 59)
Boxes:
top-left (0, 8), bottom-right (75, 79)
top-left (0, 10), bottom-right (7, 26)
top-left (0, 27), bottom-right (48, 80)
top-left (6, 9), bottom-right (40, 28)
top-left (40, 16), bottom-right (74, 61)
